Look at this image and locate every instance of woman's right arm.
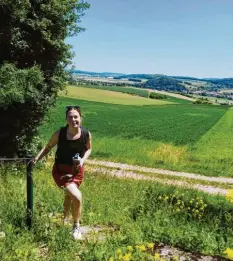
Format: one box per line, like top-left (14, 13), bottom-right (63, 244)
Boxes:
top-left (31, 130), bottom-right (59, 165)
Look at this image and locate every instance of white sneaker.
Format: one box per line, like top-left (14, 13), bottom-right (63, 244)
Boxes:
top-left (73, 225), bottom-right (82, 240)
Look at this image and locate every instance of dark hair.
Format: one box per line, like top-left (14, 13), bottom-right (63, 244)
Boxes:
top-left (65, 106), bottom-right (82, 117)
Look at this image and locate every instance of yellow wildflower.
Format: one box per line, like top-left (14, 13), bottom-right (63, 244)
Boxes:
top-left (154, 253), bottom-right (160, 260)
top-left (122, 253), bottom-right (131, 261)
top-left (127, 246), bottom-right (133, 252)
top-left (226, 190), bottom-right (233, 203)
top-left (116, 249), bottom-right (122, 255)
top-left (109, 257), bottom-right (114, 261)
top-left (225, 248), bottom-right (233, 260)
top-left (118, 254), bottom-right (123, 261)
top-left (147, 242), bottom-right (154, 249)
top-left (138, 244), bottom-right (146, 252)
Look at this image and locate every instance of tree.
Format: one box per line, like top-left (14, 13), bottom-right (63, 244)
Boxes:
top-left (0, 0), bottom-right (90, 157)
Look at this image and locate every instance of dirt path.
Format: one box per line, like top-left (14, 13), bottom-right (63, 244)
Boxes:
top-left (86, 159), bottom-right (233, 196)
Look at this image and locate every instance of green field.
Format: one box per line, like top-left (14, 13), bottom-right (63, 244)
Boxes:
top-left (39, 86), bottom-right (233, 177)
top-left (1, 86), bottom-right (233, 261)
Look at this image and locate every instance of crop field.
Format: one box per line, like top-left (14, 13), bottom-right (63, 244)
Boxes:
top-left (60, 86), bottom-right (174, 106)
top-left (39, 86), bottom-right (233, 177)
top-left (62, 85), bottom-right (191, 105)
top-left (73, 84), bottom-right (150, 97)
top-left (74, 84), bottom-right (193, 103)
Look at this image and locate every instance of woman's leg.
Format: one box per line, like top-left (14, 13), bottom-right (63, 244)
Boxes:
top-left (63, 192), bottom-right (72, 223)
top-left (65, 183), bottom-right (82, 226)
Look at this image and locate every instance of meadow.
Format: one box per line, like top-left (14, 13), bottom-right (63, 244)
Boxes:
top-left (0, 164), bottom-right (233, 260)
top-left (39, 86), bottom-right (233, 177)
top-left (61, 86), bottom-right (172, 106)
top-left (62, 85), bottom-right (191, 105)
top-left (1, 85), bottom-right (233, 261)
top-left (73, 84), bottom-right (150, 98)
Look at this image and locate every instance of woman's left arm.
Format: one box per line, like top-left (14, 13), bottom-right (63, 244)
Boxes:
top-left (80, 132), bottom-right (92, 167)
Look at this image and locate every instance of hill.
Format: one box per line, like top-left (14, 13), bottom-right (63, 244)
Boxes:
top-left (142, 75), bottom-right (186, 92)
top-left (72, 70), bottom-right (125, 78)
top-left (72, 70), bottom-right (233, 92)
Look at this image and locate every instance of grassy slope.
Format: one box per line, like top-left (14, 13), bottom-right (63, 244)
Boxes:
top-left (61, 86), bottom-right (175, 106)
top-left (71, 84), bottom-right (150, 97)
top-left (64, 85), bottom-right (192, 104)
top-left (1, 87), bottom-right (233, 261)
top-left (190, 108), bottom-right (233, 176)
top-left (0, 166), bottom-right (233, 260)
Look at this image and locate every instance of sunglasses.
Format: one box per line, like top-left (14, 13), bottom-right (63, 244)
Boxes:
top-left (66, 105), bottom-right (80, 110)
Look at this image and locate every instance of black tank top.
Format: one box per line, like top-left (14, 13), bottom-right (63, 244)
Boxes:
top-left (55, 126), bottom-right (89, 165)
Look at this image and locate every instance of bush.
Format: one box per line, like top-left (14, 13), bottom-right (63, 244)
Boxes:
top-left (193, 98), bottom-right (212, 105)
top-left (0, 0), bottom-right (90, 157)
top-left (149, 92), bottom-right (167, 100)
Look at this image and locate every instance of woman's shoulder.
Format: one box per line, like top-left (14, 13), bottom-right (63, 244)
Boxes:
top-left (81, 126), bottom-right (91, 140)
top-left (81, 126), bottom-right (90, 134)
top-left (53, 126), bottom-right (67, 138)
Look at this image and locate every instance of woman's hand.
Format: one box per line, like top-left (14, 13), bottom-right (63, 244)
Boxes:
top-left (79, 158), bottom-right (84, 167)
top-left (72, 158), bottom-right (84, 167)
top-left (28, 157), bottom-right (38, 166)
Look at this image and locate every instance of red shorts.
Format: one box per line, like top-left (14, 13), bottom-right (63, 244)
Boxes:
top-left (52, 164), bottom-right (84, 188)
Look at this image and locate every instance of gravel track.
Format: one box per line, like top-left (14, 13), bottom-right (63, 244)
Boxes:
top-left (86, 159), bottom-right (232, 196)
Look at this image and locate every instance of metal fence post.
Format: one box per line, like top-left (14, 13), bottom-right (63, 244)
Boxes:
top-left (0, 157), bottom-right (34, 229)
top-left (26, 160), bottom-right (33, 229)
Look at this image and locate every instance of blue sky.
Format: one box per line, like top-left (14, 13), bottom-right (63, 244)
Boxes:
top-left (66, 0), bottom-right (233, 78)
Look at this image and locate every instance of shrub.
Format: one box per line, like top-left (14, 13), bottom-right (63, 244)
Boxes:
top-left (0, 0), bottom-right (90, 157)
top-left (149, 92), bottom-right (167, 100)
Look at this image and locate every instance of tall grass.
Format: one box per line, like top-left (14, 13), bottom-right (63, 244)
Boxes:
top-left (0, 165), bottom-right (233, 260)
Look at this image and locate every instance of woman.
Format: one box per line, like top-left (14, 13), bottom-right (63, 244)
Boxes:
top-left (31, 105), bottom-right (92, 240)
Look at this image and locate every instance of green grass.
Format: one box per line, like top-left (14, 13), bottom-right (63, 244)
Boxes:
top-left (189, 108), bottom-right (233, 176)
top-left (40, 95), bottom-right (232, 177)
top-left (0, 165), bottom-right (233, 260)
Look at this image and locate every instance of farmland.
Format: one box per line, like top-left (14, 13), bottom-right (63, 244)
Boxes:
top-left (1, 85), bottom-right (233, 261)
top-left (60, 85), bottom-right (184, 106)
top-left (39, 85), bottom-right (233, 177)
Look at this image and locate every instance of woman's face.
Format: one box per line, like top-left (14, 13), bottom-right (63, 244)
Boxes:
top-left (66, 109), bottom-right (81, 128)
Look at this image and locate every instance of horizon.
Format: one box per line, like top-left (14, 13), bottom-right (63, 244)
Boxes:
top-left (72, 69), bottom-right (233, 79)
top-left (66, 0), bottom-right (233, 78)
